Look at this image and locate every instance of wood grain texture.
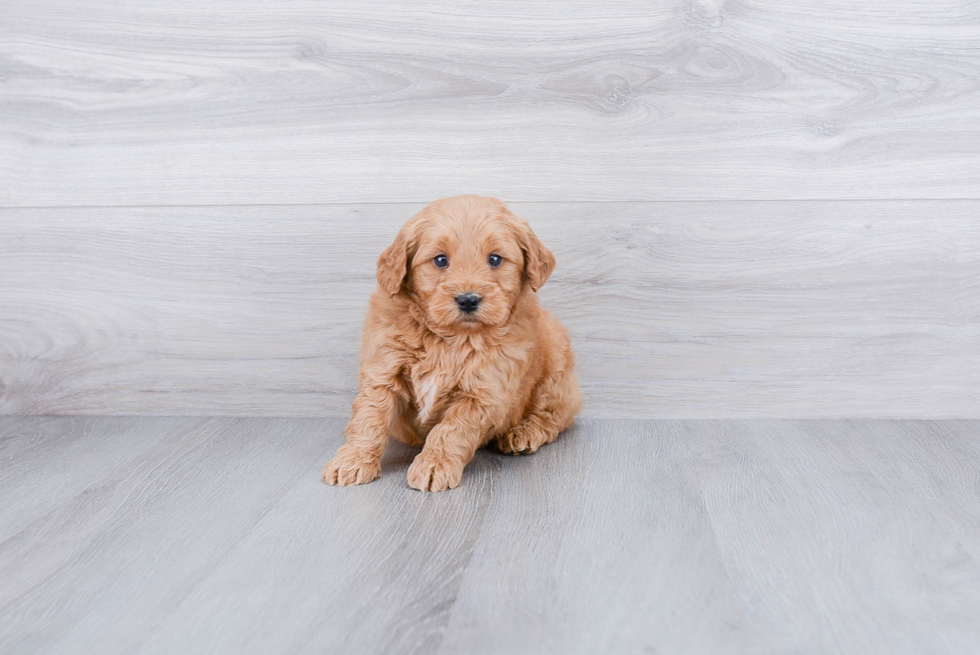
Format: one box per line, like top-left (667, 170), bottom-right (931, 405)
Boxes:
top-left (0, 417), bottom-right (339, 654)
top-left (2, 417), bottom-right (980, 653)
top-left (2, 0), bottom-right (980, 205)
top-left (682, 420), bottom-right (980, 654)
top-left (139, 431), bottom-right (498, 655)
top-left (2, 201), bottom-right (979, 418)
top-left (437, 420), bottom-right (763, 655)
top-left (0, 416), bottom-right (206, 543)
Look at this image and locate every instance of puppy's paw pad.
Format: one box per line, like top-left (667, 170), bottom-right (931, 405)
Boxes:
top-left (407, 453), bottom-right (462, 492)
top-left (322, 448), bottom-right (381, 486)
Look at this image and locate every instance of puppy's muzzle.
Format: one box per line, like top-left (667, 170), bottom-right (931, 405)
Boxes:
top-left (455, 293), bottom-right (482, 314)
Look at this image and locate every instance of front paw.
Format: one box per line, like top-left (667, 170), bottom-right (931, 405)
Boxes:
top-left (407, 452), bottom-right (463, 492)
top-left (322, 446), bottom-right (381, 486)
top-left (495, 424), bottom-right (545, 455)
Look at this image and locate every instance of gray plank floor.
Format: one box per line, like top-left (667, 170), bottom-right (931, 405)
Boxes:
top-left (2, 418), bottom-right (979, 654)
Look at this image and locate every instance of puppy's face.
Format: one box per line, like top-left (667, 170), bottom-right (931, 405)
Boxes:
top-left (409, 211), bottom-right (525, 330)
top-left (377, 196), bottom-right (555, 331)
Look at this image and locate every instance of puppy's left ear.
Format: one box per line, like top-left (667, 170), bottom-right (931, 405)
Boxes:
top-left (377, 228), bottom-right (410, 296)
top-left (513, 216), bottom-right (556, 292)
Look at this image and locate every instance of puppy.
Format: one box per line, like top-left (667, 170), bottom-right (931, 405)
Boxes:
top-left (323, 195), bottom-right (582, 492)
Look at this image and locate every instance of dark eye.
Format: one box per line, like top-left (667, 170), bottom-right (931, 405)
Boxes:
top-left (433, 254), bottom-right (449, 269)
top-left (488, 254), bottom-right (503, 268)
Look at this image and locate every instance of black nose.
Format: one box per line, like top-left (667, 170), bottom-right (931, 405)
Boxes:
top-left (455, 293), bottom-right (482, 313)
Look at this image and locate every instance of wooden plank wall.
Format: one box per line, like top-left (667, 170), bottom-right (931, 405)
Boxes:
top-left (2, 0), bottom-right (979, 417)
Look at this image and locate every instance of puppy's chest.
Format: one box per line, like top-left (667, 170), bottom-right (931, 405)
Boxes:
top-left (407, 344), bottom-right (481, 425)
top-left (408, 359), bottom-right (456, 426)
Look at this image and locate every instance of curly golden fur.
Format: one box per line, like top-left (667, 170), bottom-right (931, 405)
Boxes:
top-left (323, 195), bottom-right (582, 492)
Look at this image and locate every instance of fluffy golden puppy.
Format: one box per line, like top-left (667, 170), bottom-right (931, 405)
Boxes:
top-left (322, 195), bottom-right (582, 492)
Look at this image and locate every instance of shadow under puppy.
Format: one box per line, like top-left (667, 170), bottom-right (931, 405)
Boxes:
top-left (324, 195), bottom-right (582, 492)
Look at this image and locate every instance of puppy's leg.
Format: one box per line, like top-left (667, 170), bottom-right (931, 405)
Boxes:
top-left (389, 404), bottom-right (424, 447)
top-left (407, 399), bottom-right (497, 492)
top-left (497, 366), bottom-right (582, 456)
top-left (323, 384), bottom-right (402, 486)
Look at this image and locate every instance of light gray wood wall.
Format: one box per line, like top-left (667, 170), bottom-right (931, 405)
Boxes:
top-left (2, 202), bottom-right (978, 417)
top-left (2, 1), bottom-right (979, 417)
top-left (3, 0), bottom-right (980, 205)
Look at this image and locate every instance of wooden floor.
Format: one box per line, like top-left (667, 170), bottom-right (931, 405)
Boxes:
top-left (2, 417), bottom-right (979, 654)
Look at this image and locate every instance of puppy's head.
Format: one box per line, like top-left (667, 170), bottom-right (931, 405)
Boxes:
top-left (377, 195), bottom-right (555, 330)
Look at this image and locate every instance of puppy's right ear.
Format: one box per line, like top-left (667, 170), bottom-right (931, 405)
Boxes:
top-left (377, 228), bottom-right (410, 296)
